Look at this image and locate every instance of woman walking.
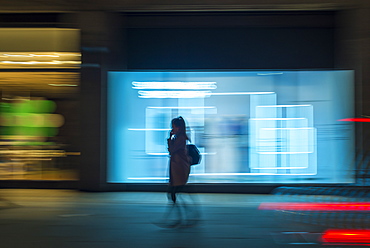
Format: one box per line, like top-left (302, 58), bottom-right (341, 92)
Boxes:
top-left (154, 116), bottom-right (200, 228)
top-left (167, 116), bottom-right (191, 204)
top-left (153, 116), bottom-right (193, 228)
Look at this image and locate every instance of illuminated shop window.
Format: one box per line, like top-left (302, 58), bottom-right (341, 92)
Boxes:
top-left (0, 28), bottom-right (80, 181)
top-left (108, 71), bottom-right (354, 184)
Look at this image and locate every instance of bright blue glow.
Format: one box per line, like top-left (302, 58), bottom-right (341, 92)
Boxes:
top-left (132, 81), bottom-right (217, 89)
top-left (249, 104), bottom-right (316, 173)
top-left (138, 90), bottom-right (212, 98)
top-left (107, 71), bottom-right (355, 183)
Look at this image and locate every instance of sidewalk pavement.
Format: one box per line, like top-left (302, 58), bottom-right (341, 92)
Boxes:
top-left (0, 189), bottom-right (329, 248)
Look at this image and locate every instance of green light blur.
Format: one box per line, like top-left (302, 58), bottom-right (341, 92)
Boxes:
top-left (0, 100), bottom-right (59, 139)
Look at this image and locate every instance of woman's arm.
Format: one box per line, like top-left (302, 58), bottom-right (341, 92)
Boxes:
top-left (167, 134), bottom-right (186, 155)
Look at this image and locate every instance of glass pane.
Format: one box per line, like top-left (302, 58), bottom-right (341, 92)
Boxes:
top-left (108, 71), bottom-right (354, 184)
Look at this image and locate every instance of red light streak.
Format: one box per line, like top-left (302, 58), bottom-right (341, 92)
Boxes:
top-left (258, 202), bottom-right (370, 211)
top-left (338, 118), bottom-right (370, 122)
top-left (322, 229), bottom-right (370, 245)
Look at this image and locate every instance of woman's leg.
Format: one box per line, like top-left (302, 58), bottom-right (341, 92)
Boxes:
top-left (169, 185), bottom-right (183, 203)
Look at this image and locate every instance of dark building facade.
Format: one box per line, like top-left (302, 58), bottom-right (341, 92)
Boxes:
top-left (0, 1), bottom-right (368, 192)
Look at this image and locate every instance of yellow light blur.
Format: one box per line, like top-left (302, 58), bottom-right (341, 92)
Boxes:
top-left (0, 52), bottom-right (81, 68)
top-left (0, 150), bottom-right (81, 158)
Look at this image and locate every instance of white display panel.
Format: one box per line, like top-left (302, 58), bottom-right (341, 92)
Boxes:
top-left (107, 71), bottom-right (355, 184)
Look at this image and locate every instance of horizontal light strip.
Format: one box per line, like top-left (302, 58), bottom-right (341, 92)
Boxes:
top-left (259, 202), bottom-right (370, 211)
top-left (257, 72), bottom-right (284, 76)
top-left (126, 173), bottom-right (318, 180)
top-left (147, 106), bottom-right (215, 109)
top-left (132, 81), bottom-right (217, 90)
top-left (261, 127), bottom-right (314, 130)
top-left (257, 105), bottom-right (312, 107)
top-left (138, 91), bottom-right (276, 98)
top-left (0, 52), bottom-right (81, 69)
top-left (189, 173), bottom-right (316, 176)
top-left (128, 128), bottom-right (170, 131)
top-left (138, 91), bottom-right (211, 98)
top-left (146, 152), bottom-right (211, 156)
top-left (0, 53), bottom-right (81, 58)
top-left (0, 61), bottom-right (80, 65)
top-left (258, 152), bottom-right (313, 154)
top-left (250, 167), bottom-right (308, 169)
top-left (2, 54), bottom-right (58, 58)
top-left (49, 84), bottom-right (78, 87)
top-left (250, 118), bottom-right (306, 121)
top-left (210, 92), bottom-right (275, 95)
top-left (127, 177), bottom-right (168, 180)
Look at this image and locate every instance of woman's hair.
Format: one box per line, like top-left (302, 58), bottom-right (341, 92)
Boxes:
top-left (171, 116), bottom-right (189, 140)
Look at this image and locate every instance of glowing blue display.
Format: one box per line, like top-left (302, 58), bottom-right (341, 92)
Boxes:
top-left (107, 71), bottom-right (355, 184)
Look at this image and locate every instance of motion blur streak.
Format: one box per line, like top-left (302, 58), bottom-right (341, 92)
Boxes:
top-left (258, 202), bottom-right (370, 211)
top-left (338, 118), bottom-right (370, 122)
top-left (321, 229), bottom-right (370, 245)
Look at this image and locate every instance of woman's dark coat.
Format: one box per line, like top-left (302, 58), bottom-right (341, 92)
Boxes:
top-left (167, 133), bottom-right (190, 186)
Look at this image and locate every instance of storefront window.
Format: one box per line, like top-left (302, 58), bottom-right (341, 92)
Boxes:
top-left (108, 71), bottom-right (354, 184)
top-left (0, 28), bottom-right (80, 180)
